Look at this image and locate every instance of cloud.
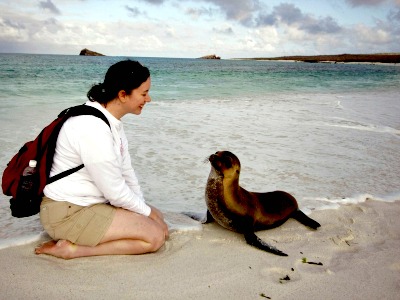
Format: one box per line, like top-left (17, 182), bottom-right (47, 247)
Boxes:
top-left (0, 17), bottom-right (28, 42)
top-left (300, 16), bottom-right (342, 34)
top-left (271, 3), bottom-right (303, 25)
top-left (186, 7), bottom-right (215, 18)
top-left (346, 0), bottom-right (400, 6)
top-left (203, 0), bottom-right (261, 25)
top-left (355, 23), bottom-right (391, 42)
top-left (256, 3), bottom-right (342, 34)
top-left (346, 0), bottom-right (387, 6)
top-left (1, 18), bottom-right (26, 31)
top-left (163, 26), bottom-right (177, 38)
top-left (137, 0), bottom-right (165, 4)
top-left (388, 7), bottom-right (400, 21)
top-left (39, 0), bottom-right (61, 15)
top-left (125, 6), bottom-right (142, 17)
top-left (137, 0), bottom-right (260, 24)
top-left (212, 26), bottom-right (234, 35)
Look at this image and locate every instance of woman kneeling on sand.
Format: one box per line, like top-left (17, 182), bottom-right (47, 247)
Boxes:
top-left (35, 60), bottom-right (168, 259)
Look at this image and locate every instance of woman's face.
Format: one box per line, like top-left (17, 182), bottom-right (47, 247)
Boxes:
top-left (125, 77), bottom-right (151, 115)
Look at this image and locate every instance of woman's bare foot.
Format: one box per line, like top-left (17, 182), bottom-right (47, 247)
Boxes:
top-left (35, 240), bottom-right (77, 259)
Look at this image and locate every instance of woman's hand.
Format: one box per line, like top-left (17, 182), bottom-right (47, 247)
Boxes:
top-left (148, 205), bottom-right (169, 239)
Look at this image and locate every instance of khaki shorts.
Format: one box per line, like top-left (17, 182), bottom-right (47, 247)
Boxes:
top-left (40, 196), bottom-right (116, 247)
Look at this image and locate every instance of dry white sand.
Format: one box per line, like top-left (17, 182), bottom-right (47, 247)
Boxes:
top-left (1, 199), bottom-right (399, 299)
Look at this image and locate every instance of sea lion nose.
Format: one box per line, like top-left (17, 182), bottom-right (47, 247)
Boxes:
top-left (210, 153), bottom-right (219, 162)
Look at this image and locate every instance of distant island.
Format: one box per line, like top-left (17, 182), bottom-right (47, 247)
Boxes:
top-left (199, 54), bottom-right (221, 59)
top-left (79, 48), bottom-right (105, 56)
top-left (241, 53), bottom-right (400, 64)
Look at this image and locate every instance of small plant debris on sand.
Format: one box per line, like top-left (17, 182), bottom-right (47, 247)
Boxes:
top-left (279, 275), bottom-right (291, 283)
top-left (260, 293), bottom-right (271, 299)
top-left (302, 257), bottom-right (323, 265)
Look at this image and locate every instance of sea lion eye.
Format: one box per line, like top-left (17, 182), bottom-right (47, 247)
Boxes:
top-left (224, 157), bottom-right (232, 168)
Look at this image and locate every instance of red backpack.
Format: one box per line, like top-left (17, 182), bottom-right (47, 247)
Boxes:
top-left (1, 104), bottom-right (110, 218)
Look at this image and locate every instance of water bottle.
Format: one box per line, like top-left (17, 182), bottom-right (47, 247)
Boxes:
top-left (19, 160), bottom-right (37, 193)
top-left (12, 160), bottom-right (40, 217)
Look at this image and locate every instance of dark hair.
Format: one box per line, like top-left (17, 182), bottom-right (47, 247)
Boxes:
top-left (87, 59), bottom-right (150, 104)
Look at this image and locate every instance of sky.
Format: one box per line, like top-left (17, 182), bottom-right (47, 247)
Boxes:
top-left (0, 0), bottom-right (399, 58)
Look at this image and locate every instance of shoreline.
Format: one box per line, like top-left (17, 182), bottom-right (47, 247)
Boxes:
top-left (1, 199), bottom-right (399, 299)
top-left (231, 58), bottom-right (400, 66)
top-left (230, 58), bottom-right (400, 67)
top-left (232, 53), bottom-right (400, 65)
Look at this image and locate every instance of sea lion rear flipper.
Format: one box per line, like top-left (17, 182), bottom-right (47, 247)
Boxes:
top-left (292, 210), bottom-right (321, 229)
top-left (244, 232), bottom-right (288, 256)
top-left (203, 210), bottom-right (215, 223)
top-left (183, 210), bottom-right (215, 224)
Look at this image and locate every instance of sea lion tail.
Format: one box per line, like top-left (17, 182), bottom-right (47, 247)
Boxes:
top-left (292, 210), bottom-right (321, 229)
top-left (244, 232), bottom-right (288, 256)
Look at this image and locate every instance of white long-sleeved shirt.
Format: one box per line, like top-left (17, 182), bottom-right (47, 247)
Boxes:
top-left (43, 101), bottom-right (151, 216)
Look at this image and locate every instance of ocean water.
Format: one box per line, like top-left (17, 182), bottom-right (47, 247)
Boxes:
top-left (0, 54), bottom-right (399, 249)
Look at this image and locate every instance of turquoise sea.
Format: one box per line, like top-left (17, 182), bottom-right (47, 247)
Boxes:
top-left (0, 54), bottom-right (399, 248)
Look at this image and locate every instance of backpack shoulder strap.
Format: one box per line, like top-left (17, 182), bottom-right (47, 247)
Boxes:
top-left (47, 104), bottom-right (111, 184)
top-left (61, 104), bottom-right (111, 129)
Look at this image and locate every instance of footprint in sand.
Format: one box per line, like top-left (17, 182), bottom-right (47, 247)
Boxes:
top-left (330, 229), bottom-right (355, 246)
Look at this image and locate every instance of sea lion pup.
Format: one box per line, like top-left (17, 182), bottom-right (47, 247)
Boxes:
top-left (189, 151), bottom-right (321, 256)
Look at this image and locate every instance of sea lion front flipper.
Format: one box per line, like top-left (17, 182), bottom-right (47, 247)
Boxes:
top-left (291, 210), bottom-right (321, 229)
top-left (244, 232), bottom-right (288, 256)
